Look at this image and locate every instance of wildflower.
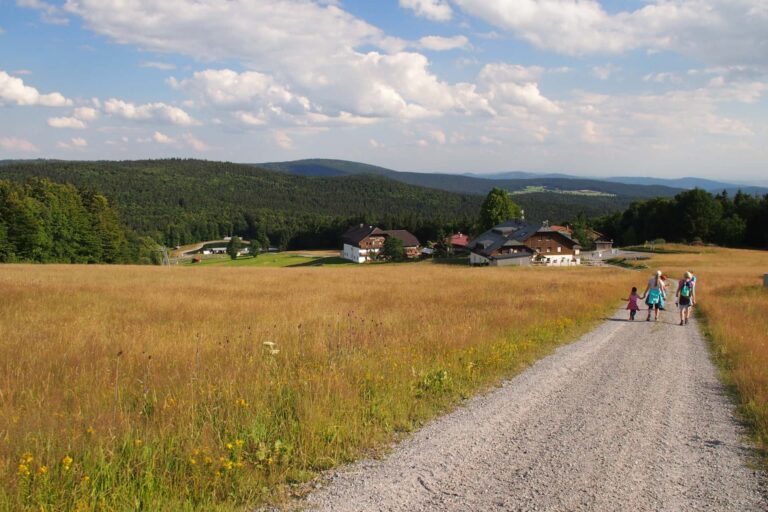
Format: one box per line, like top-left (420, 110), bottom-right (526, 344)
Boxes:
top-left (37, 465), bottom-right (48, 475)
top-left (267, 457), bottom-right (274, 466)
top-left (234, 459), bottom-right (244, 469)
top-left (85, 426), bottom-right (95, 436)
top-left (220, 457), bottom-right (233, 471)
top-left (17, 463), bottom-right (31, 477)
top-left (226, 442), bottom-right (234, 450)
top-left (235, 439), bottom-right (244, 447)
top-left (188, 457), bottom-right (197, 466)
top-left (235, 398), bottom-right (249, 408)
top-left (20, 452), bottom-right (34, 464)
top-left (61, 455), bottom-right (73, 471)
top-left (81, 475), bottom-right (90, 483)
top-left (134, 439), bottom-right (143, 447)
top-left (203, 456), bottom-right (213, 465)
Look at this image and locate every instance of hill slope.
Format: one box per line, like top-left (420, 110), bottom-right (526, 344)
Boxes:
top-left (255, 159), bottom-right (685, 198)
top-left (0, 159), bottom-right (480, 247)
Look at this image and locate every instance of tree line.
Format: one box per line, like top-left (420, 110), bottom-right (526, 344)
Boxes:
top-left (592, 188), bottom-right (768, 248)
top-left (0, 179), bottom-right (160, 264)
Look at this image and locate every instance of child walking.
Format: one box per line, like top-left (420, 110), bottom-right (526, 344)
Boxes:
top-left (625, 286), bottom-right (641, 320)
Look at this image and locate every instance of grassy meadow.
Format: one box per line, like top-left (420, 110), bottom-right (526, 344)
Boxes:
top-left (644, 246), bottom-right (768, 451)
top-left (181, 252), bottom-right (351, 268)
top-left (0, 262), bottom-right (637, 511)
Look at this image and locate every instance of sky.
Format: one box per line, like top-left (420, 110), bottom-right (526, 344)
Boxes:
top-left (0, 0), bottom-right (767, 181)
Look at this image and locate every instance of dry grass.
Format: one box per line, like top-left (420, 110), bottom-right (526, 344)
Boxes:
top-left (644, 246), bottom-right (768, 451)
top-left (1, 263), bottom-right (636, 510)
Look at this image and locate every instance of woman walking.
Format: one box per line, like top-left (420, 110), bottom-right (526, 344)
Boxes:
top-left (676, 271), bottom-right (696, 325)
top-left (642, 270), bottom-right (667, 321)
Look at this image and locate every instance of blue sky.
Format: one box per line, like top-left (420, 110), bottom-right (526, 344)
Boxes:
top-left (1, 0), bottom-right (767, 181)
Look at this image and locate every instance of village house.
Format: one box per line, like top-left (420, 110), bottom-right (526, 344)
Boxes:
top-left (340, 224), bottom-right (421, 263)
top-left (469, 220), bottom-right (581, 266)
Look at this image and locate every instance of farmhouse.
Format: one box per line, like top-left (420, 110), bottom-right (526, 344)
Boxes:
top-left (340, 225), bottom-right (421, 263)
top-left (469, 220), bottom-right (581, 266)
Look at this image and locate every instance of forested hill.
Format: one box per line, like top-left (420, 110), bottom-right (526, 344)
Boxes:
top-left (256, 159), bottom-right (685, 198)
top-left (0, 159), bottom-right (482, 248)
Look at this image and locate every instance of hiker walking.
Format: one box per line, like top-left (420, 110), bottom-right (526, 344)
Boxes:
top-left (641, 270), bottom-right (667, 321)
top-left (676, 271), bottom-right (696, 325)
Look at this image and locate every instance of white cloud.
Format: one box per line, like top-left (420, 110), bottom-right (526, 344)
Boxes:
top-left (103, 98), bottom-right (198, 126)
top-left (399, 0), bottom-right (453, 22)
top-left (17, 0), bottom-right (69, 25)
top-left (452, 0), bottom-right (768, 66)
top-left (73, 106), bottom-right (99, 121)
top-left (0, 71), bottom-right (72, 107)
top-left (140, 61), bottom-right (176, 70)
top-left (273, 130), bottom-right (294, 149)
top-left (183, 133), bottom-right (209, 151)
top-left (418, 35), bottom-right (470, 51)
top-left (47, 116), bottom-right (86, 129)
top-left (478, 63), bottom-right (561, 114)
top-left (56, 137), bottom-right (88, 149)
top-left (0, 136), bottom-right (37, 152)
top-left (152, 131), bottom-right (175, 144)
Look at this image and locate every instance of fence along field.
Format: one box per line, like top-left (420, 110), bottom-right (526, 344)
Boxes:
top-left (0, 262), bottom-right (698, 510)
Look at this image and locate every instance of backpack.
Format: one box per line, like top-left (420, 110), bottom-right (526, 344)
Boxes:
top-left (680, 280), bottom-right (691, 298)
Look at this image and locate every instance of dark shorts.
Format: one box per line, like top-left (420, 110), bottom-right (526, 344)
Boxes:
top-left (646, 300), bottom-right (661, 310)
top-left (679, 296), bottom-right (691, 308)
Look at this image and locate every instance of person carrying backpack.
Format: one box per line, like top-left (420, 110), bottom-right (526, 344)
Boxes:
top-left (642, 270), bottom-right (666, 321)
top-left (676, 271), bottom-right (696, 326)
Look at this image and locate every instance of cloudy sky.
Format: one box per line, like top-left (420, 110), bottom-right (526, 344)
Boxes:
top-left (1, 0), bottom-right (766, 180)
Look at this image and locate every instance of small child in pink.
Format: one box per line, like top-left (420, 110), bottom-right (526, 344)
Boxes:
top-left (625, 287), bottom-right (640, 320)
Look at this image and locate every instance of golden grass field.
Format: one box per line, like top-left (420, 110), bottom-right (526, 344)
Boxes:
top-left (0, 249), bottom-right (765, 511)
top-left (0, 262), bottom-right (637, 511)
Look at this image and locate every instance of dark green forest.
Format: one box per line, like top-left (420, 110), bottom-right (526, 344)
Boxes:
top-left (0, 179), bottom-right (160, 264)
top-left (593, 188), bottom-right (768, 248)
top-left (0, 159), bottom-right (481, 251)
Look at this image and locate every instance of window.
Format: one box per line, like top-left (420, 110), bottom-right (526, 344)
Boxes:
top-left (557, 246), bottom-right (561, 253)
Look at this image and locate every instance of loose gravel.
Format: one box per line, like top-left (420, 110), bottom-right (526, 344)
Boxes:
top-left (304, 307), bottom-right (766, 511)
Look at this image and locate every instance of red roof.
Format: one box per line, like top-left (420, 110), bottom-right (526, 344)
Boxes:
top-left (448, 233), bottom-right (470, 248)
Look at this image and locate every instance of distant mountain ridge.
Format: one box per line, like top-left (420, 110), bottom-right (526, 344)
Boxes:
top-left (254, 159), bottom-right (685, 199)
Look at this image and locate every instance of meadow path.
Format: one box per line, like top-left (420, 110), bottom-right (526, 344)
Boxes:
top-left (304, 306), bottom-right (766, 511)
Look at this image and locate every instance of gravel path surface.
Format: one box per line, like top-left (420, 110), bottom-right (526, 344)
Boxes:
top-left (305, 307), bottom-right (766, 511)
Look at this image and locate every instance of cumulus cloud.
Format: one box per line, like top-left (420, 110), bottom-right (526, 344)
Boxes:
top-left (478, 63), bottom-right (561, 114)
top-left (418, 35), bottom-right (470, 51)
top-left (399, 0), bottom-right (453, 21)
top-left (451, 0), bottom-right (768, 66)
top-left (0, 136), bottom-right (37, 152)
top-left (47, 116), bottom-right (87, 129)
top-left (0, 71), bottom-right (72, 107)
top-left (152, 131), bottom-right (175, 144)
top-left (183, 133), bottom-right (209, 151)
top-left (73, 106), bottom-right (99, 121)
top-left (104, 98), bottom-right (198, 126)
top-left (56, 137), bottom-right (88, 149)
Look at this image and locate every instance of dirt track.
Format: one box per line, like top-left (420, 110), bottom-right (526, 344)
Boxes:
top-left (305, 307), bottom-right (766, 511)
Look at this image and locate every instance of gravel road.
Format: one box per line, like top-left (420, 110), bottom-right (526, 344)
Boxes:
top-left (305, 307), bottom-right (766, 511)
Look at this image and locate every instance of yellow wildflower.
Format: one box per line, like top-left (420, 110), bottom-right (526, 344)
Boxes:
top-left (20, 452), bottom-right (34, 464)
top-left (81, 475), bottom-right (90, 483)
top-left (235, 439), bottom-right (244, 447)
top-left (17, 463), bottom-right (31, 477)
top-left (134, 439), bottom-right (143, 447)
top-left (226, 442), bottom-right (234, 450)
top-left (203, 456), bottom-right (213, 465)
top-left (37, 465), bottom-right (48, 475)
top-left (61, 455), bottom-right (73, 471)
top-left (85, 426), bottom-right (95, 436)
top-left (235, 398), bottom-right (249, 408)
top-left (188, 457), bottom-right (197, 466)
top-left (267, 457), bottom-right (274, 466)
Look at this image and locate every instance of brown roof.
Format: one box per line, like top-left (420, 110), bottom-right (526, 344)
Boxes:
top-left (383, 230), bottom-right (420, 248)
top-left (341, 225), bottom-right (386, 246)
